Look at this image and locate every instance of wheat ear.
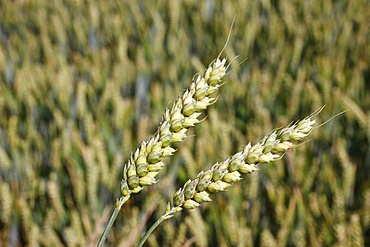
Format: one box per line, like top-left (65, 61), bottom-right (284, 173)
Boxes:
top-left (119, 58), bottom-right (228, 202)
top-left (98, 58), bottom-right (228, 246)
top-left (137, 107), bottom-right (323, 247)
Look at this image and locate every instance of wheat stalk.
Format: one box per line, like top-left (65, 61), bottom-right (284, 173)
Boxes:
top-left (137, 107), bottom-right (323, 246)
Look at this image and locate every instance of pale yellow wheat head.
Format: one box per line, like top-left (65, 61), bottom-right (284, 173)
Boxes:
top-left (118, 58), bottom-right (228, 205)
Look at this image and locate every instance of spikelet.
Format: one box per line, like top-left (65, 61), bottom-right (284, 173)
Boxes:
top-left (118, 58), bottom-right (228, 204)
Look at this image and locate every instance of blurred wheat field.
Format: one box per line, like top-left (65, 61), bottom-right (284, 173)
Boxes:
top-left (0, 0), bottom-right (369, 246)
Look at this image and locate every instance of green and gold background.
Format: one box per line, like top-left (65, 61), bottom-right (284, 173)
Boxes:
top-left (0, 0), bottom-right (369, 246)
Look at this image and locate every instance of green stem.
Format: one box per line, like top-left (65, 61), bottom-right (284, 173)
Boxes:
top-left (137, 210), bottom-right (174, 247)
top-left (98, 195), bottom-right (130, 247)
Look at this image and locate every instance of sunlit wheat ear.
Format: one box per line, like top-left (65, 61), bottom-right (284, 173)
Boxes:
top-left (119, 58), bottom-right (228, 202)
top-left (167, 107), bottom-right (323, 211)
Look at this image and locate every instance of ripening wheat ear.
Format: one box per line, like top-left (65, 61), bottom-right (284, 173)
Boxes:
top-left (136, 107), bottom-right (324, 247)
top-left (97, 21), bottom-right (236, 246)
top-left (119, 58), bottom-right (229, 204)
top-left (118, 21), bottom-right (237, 204)
top-left (170, 107), bottom-right (322, 211)
top-left (98, 58), bottom-right (229, 247)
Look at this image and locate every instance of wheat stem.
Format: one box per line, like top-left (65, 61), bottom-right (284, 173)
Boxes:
top-left (98, 195), bottom-right (130, 246)
top-left (137, 208), bottom-right (175, 247)
top-left (97, 208), bottom-right (120, 247)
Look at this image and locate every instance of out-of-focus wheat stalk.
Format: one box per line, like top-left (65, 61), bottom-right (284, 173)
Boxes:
top-left (98, 58), bottom-right (228, 246)
top-left (137, 107), bottom-right (323, 247)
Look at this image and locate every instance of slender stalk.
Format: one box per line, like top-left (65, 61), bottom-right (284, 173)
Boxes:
top-left (98, 195), bottom-right (130, 247)
top-left (97, 208), bottom-right (120, 247)
top-left (137, 210), bottom-right (174, 247)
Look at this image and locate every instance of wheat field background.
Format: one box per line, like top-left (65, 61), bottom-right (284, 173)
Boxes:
top-left (0, 0), bottom-right (369, 246)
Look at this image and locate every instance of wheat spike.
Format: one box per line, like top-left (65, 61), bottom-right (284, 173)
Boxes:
top-left (168, 108), bottom-right (321, 211)
top-left (118, 58), bottom-right (228, 203)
